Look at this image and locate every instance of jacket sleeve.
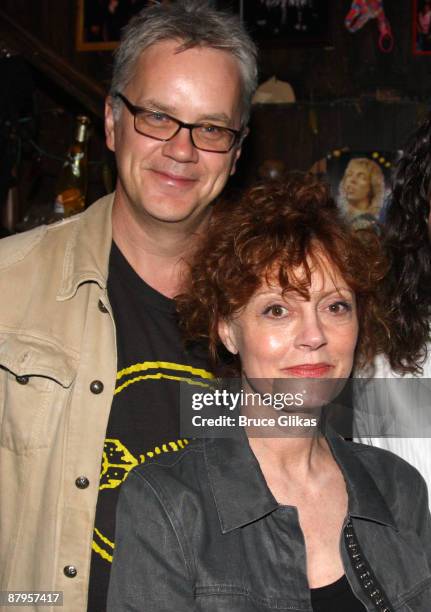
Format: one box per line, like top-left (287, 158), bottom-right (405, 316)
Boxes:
top-left (107, 468), bottom-right (195, 612)
top-left (411, 471), bottom-right (431, 571)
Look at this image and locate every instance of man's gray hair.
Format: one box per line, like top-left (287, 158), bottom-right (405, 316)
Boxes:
top-left (110, 0), bottom-right (258, 125)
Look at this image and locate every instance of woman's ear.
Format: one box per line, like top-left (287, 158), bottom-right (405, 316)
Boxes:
top-left (218, 319), bottom-right (239, 355)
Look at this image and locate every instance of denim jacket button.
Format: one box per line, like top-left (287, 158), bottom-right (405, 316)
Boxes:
top-left (16, 375), bottom-right (29, 385)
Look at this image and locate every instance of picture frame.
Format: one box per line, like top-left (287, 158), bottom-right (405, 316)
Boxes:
top-left (412, 0), bottom-right (431, 55)
top-left (325, 150), bottom-right (396, 228)
top-left (216, 0), bottom-right (330, 46)
top-left (76, 0), bottom-right (164, 51)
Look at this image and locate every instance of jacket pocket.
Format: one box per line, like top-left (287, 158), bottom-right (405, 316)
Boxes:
top-left (0, 334), bottom-right (77, 453)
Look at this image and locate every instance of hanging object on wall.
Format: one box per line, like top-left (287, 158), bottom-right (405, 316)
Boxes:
top-left (252, 76), bottom-right (296, 104)
top-left (286, 1), bottom-right (312, 32)
top-left (344, 0), bottom-right (394, 53)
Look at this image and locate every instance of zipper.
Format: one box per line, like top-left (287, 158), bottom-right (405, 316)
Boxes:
top-left (343, 517), bottom-right (393, 611)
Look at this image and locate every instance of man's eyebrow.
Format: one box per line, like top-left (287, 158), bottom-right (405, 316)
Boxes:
top-left (137, 98), bottom-right (175, 113)
top-left (194, 112), bottom-right (232, 125)
top-left (138, 99), bottom-right (233, 124)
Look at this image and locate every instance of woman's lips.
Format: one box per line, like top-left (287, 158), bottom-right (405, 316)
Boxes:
top-left (281, 364), bottom-right (334, 377)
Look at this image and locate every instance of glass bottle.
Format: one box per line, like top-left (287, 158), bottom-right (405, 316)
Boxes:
top-left (53, 115), bottom-right (90, 218)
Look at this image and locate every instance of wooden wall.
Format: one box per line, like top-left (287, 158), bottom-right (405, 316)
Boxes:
top-left (0, 1), bottom-right (430, 187)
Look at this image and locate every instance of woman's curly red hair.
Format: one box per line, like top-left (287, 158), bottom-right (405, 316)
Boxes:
top-left (177, 174), bottom-right (389, 375)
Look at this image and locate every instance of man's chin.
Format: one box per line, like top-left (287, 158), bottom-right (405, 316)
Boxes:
top-left (139, 201), bottom-right (211, 226)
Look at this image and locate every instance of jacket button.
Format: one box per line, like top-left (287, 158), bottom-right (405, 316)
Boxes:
top-left (75, 476), bottom-right (89, 489)
top-left (63, 565), bottom-right (77, 578)
top-left (90, 380), bottom-right (104, 394)
top-left (16, 375), bottom-right (29, 385)
top-left (98, 299), bottom-right (108, 313)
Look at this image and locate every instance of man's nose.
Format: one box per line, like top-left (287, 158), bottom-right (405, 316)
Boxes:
top-left (162, 127), bottom-right (199, 163)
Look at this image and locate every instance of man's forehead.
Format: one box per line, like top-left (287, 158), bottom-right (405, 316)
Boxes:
top-left (125, 39), bottom-right (243, 121)
top-left (136, 38), bottom-right (240, 71)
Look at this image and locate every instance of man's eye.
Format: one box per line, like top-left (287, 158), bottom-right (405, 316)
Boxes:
top-left (197, 125), bottom-right (225, 139)
top-left (143, 111), bottom-right (171, 124)
top-left (263, 304), bottom-right (288, 318)
top-left (202, 125), bottom-right (221, 133)
top-left (152, 112), bottom-right (168, 120)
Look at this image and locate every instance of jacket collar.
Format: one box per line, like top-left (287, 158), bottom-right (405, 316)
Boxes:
top-left (203, 429), bottom-right (397, 534)
top-left (57, 193), bottom-right (114, 301)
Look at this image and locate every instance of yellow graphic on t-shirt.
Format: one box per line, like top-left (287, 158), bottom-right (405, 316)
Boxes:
top-left (99, 437), bottom-right (190, 490)
top-left (114, 360), bottom-right (213, 395)
top-left (100, 439), bottom-right (139, 490)
top-left (92, 360), bottom-right (212, 563)
top-left (117, 360), bottom-right (213, 381)
top-left (92, 527), bottom-right (115, 563)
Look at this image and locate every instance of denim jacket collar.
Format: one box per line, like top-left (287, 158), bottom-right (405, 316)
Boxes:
top-left (57, 193), bottom-right (114, 301)
top-left (203, 430), bottom-right (397, 534)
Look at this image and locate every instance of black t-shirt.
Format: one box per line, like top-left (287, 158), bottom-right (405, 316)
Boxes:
top-left (87, 242), bottom-right (212, 612)
top-left (310, 574), bottom-right (366, 611)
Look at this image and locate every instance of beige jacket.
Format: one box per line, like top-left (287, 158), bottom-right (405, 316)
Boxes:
top-left (0, 194), bottom-right (117, 612)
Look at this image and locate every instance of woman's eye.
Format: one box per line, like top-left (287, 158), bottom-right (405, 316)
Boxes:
top-left (263, 304), bottom-right (288, 318)
top-left (328, 301), bottom-right (352, 314)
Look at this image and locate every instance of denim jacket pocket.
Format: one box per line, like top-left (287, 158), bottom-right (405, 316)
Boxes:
top-left (0, 333), bottom-right (77, 453)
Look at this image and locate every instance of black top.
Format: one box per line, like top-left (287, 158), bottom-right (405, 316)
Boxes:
top-left (87, 242), bottom-right (211, 612)
top-left (310, 574), bottom-right (366, 611)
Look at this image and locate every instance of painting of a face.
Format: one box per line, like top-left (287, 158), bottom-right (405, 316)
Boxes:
top-left (327, 149), bottom-right (395, 227)
top-left (342, 161), bottom-right (372, 210)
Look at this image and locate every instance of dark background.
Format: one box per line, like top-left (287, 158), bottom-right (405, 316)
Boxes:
top-left (0, 0), bottom-right (430, 225)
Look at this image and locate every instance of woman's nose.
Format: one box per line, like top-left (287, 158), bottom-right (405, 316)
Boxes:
top-left (294, 312), bottom-right (327, 350)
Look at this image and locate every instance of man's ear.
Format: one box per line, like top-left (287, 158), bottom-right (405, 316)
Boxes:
top-left (218, 319), bottom-right (239, 355)
top-left (230, 126), bottom-right (249, 176)
top-left (105, 97), bottom-right (116, 152)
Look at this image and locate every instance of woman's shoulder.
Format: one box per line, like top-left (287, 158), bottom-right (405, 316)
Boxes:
top-left (349, 439), bottom-right (428, 500)
top-left (129, 438), bottom-right (206, 485)
top-left (119, 439), bottom-right (217, 536)
top-left (121, 439), bottom-right (212, 510)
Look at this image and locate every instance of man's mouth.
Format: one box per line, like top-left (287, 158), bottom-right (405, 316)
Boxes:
top-left (150, 168), bottom-right (198, 188)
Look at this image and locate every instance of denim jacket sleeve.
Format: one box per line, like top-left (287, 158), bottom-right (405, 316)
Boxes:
top-left (412, 470), bottom-right (431, 569)
top-left (107, 469), bottom-right (195, 612)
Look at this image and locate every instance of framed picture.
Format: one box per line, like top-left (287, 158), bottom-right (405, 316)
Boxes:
top-left (76, 0), bottom-right (164, 51)
top-left (216, 0), bottom-right (330, 46)
top-left (413, 0), bottom-right (431, 54)
top-left (325, 150), bottom-right (396, 229)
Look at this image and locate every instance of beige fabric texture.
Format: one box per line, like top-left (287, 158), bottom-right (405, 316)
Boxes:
top-left (0, 194), bottom-right (116, 612)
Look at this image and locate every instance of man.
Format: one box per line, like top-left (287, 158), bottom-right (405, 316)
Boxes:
top-left (0, 2), bottom-right (257, 611)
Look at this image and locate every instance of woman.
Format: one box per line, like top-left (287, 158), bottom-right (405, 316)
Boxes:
top-left (354, 113), bottom-right (431, 505)
top-left (108, 176), bottom-right (431, 611)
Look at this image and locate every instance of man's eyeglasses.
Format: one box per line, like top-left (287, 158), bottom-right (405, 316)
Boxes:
top-left (113, 92), bottom-right (242, 154)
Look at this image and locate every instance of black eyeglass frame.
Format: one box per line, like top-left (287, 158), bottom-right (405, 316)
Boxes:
top-left (113, 91), bottom-right (242, 153)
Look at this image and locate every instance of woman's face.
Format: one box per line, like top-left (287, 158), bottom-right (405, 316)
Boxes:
top-left (218, 256), bottom-right (359, 382)
top-left (343, 162), bottom-right (372, 206)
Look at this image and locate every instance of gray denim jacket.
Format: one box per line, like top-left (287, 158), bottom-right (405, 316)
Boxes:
top-left (108, 432), bottom-right (431, 611)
